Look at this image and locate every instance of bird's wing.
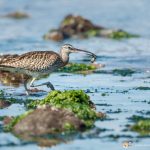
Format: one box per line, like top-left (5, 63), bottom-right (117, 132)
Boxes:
top-left (0, 51), bottom-right (63, 72)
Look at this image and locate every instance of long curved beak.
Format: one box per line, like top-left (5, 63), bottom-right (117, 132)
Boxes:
top-left (73, 48), bottom-right (97, 63)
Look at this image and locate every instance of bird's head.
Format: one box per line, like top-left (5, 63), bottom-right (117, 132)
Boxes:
top-left (60, 44), bottom-right (96, 63)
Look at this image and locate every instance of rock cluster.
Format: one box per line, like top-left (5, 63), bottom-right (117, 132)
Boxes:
top-left (44, 14), bottom-right (137, 41)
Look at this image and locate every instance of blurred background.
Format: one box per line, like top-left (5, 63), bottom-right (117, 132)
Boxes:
top-left (0, 0), bottom-right (150, 56)
top-left (0, 0), bottom-right (150, 150)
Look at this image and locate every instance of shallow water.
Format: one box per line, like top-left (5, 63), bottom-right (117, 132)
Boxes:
top-left (0, 0), bottom-right (150, 150)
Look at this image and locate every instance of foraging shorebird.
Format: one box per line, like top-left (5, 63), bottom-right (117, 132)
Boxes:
top-left (0, 44), bottom-right (96, 95)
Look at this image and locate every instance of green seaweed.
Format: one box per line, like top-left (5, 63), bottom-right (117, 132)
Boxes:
top-left (101, 93), bottom-right (109, 96)
top-left (61, 17), bottom-right (73, 26)
top-left (27, 90), bottom-right (101, 128)
top-left (63, 122), bottom-right (75, 131)
top-left (94, 68), bottom-right (136, 76)
top-left (58, 63), bottom-right (97, 73)
top-left (129, 115), bottom-right (150, 135)
top-left (84, 29), bottom-right (137, 39)
top-left (84, 29), bottom-right (100, 37)
top-left (131, 120), bottom-right (150, 135)
top-left (108, 30), bottom-right (138, 39)
top-left (112, 69), bottom-right (135, 76)
top-left (135, 87), bottom-right (150, 90)
top-left (129, 115), bottom-right (150, 122)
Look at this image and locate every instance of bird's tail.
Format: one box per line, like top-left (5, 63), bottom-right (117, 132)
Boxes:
top-left (0, 54), bottom-right (19, 72)
top-left (0, 54), bottom-right (18, 64)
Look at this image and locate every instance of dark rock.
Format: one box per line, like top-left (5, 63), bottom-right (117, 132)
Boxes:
top-left (13, 106), bottom-right (85, 136)
top-left (43, 29), bottom-right (64, 41)
top-left (0, 100), bottom-right (11, 109)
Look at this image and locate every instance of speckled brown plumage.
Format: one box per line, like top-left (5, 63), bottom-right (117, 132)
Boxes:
top-left (0, 54), bottom-right (19, 64)
top-left (0, 51), bottom-right (64, 77)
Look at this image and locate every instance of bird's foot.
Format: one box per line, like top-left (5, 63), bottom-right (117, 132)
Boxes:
top-left (29, 81), bottom-right (55, 92)
top-left (26, 90), bottom-right (30, 96)
top-left (46, 82), bottom-right (55, 90)
top-left (30, 84), bottom-right (35, 87)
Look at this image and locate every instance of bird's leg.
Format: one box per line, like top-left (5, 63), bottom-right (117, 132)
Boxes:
top-left (23, 78), bottom-right (35, 95)
top-left (29, 77), bottom-right (37, 87)
top-left (23, 80), bottom-right (30, 96)
top-left (30, 78), bottom-right (55, 91)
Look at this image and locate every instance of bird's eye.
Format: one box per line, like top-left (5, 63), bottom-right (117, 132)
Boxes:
top-left (68, 46), bottom-right (72, 49)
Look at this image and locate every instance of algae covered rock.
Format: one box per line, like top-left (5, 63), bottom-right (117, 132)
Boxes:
top-left (5, 90), bottom-right (104, 133)
top-left (4, 90), bottom-right (105, 146)
top-left (59, 14), bottom-right (103, 38)
top-left (43, 29), bottom-right (64, 41)
top-left (27, 90), bottom-right (102, 127)
top-left (44, 14), bottom-right (138, 41)
top-left (3, 11), bottom-right (29, 19)
top-left (129, 115), bottom-right (150, 136)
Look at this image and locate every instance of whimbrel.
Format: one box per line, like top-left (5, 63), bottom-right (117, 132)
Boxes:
top-left (0, 44), bottom-right (96, 95)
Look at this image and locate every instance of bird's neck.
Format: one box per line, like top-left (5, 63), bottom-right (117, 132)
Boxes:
top-left (60, 52), bottom-right (69, 66)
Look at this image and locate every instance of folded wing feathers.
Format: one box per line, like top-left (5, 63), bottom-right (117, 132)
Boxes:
top-left (0, 51), bottom-right (62, 72)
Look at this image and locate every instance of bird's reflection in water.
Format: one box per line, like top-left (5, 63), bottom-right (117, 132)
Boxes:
top-left (0, 71), bottom-right (30, 87)
top-left (0, 71), bottom-right (48, 95)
